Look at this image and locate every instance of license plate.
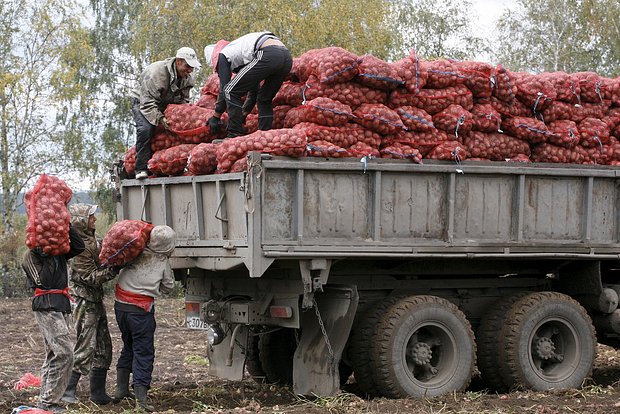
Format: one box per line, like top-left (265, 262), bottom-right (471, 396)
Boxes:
top-left (185, 301), bottom-right (208, 330)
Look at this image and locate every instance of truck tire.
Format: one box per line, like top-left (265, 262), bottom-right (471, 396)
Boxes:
top-left (498, 292), bottom-right (596, 391)
top-left (245, 334), bottom-right (267, 383)
top-left (476, 292), bottom-right (529, 392)
top-left (258, 328), bottom-right (297, 385)
top-left (370, 295), bottom-right (476, 398)
top-left (347, 295), bottom-right (406, 396)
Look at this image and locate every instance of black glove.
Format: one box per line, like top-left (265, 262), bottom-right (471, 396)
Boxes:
top-left (110, 265), bottom-right (123, 274)
top-left (207, 116), bottom-right (221, 134)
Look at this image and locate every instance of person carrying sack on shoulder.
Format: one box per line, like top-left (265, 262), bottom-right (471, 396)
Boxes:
top-left (22, 225), bottom-right (85, 413)
top-left (113, 225), bottom-right (176, 412)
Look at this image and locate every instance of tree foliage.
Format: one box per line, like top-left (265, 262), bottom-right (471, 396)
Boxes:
top-left (0, 0), bottom-right (99, 233)
top-left (390, 0), bottom-right (488, 60)
top-left (495, 0), bottom-right (619, 75)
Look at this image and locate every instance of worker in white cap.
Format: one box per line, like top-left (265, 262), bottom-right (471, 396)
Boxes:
top-left (130, 47), bottom-right (202, 179)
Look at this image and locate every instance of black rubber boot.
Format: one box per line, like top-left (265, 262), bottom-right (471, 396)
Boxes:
top-left (61, 371), bottom-right (81, 403)
top-left (134, 385), bottom-right (154, 412)
top-left (89, 368), bottom-right (113, 405)
top-left (113, 368), bottom-right (134, 402)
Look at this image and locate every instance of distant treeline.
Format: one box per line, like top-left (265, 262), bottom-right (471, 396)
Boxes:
top-left (1, 191), bottom-right (95, 215)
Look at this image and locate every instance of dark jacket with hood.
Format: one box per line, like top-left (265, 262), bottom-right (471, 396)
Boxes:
top-left (22, 225), bottom-right (85, 313)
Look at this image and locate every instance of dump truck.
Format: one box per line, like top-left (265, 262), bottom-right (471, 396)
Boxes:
top-left (111, 153), bottom-right (620, 398)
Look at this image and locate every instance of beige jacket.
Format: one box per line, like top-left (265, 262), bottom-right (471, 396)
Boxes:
top-left (131, 57), bottom-right (195, 126)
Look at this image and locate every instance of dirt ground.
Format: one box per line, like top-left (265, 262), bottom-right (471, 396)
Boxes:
top-left (3, 297), bottom-right (620, 414)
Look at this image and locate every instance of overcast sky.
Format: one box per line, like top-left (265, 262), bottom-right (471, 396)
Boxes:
top-left (470, 0), bottom-right (517, 37)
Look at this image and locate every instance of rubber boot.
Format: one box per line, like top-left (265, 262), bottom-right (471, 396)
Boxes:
top-left (134, 385), bottom-right (154, 412)
top-left (113, 368), bottom-right (134, 402)
top-left (61, 371), bottom-right (81, 403)
top-left (89, 368), bottom-right (113, 405)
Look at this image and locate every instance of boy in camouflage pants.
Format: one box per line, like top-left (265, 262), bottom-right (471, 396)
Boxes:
top-left (61, 204), bottom-right (118, 405)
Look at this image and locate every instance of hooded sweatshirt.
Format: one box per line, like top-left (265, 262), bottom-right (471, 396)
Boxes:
top-left (115, 225), bottom-right (176, 311)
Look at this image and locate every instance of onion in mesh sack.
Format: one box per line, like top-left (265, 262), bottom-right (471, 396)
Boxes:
top-left (426, 140), bottom-right (470, 161)
top-left (390, 49), bottom-right (428, 94)
top-left (187, 142), bottom-right (218, 176)
top-left (388, 85), bottom-right (473, 115)
top-left (306, 140), bottom-right (351, 158)
top-left (292, 47), bottom-right (360, 84)
top-left (423, 59), bottom-right (468, 89)
top-left (283, 97), bottom-right (353, 127)
top-left (501, 116), bottom-right (556, 144)
top-left (380, 142), bottom-right (423, 163)
top-left (547, 120), bottom-right (580, 148)
top-left (303, 77), bottom-right (388, 110)
top-left (530, 143), bottom-right (586, 164)
top-left (99, 220), bottom-right (154, 267)
top-left (147, 143), bottom-right (196, 176)
top-left (464, 131), bottom-right (531, 161)
top-left (395, 106), bottom-right (436, 132)
top-left (470, 103), bottom-right (502, 133)
top-left (353, 103), bottom-right (405, 135)
top-left (578, 117), bottom-right (611, 148)
top-left (123, 146), bottom-right (136, 176)
top-left (432, 104), bottom-right (475, 138)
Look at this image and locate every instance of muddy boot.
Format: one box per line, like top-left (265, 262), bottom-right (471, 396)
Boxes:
top-left (61, 371), bottom-right (81, 403)
top-left (89, 368), bottom-right (113, 405)
top-left (134, 385), bottom-right (154, 412)
top-left (113, 368), bottom-right (134, 402)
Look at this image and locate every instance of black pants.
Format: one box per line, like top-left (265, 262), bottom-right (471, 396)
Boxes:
top-left (132, 98), bottom-right (156, 173)
top-left (115, 304), bottom-right (156, 388)
top-left (224, 45), bottom-right (293, 137)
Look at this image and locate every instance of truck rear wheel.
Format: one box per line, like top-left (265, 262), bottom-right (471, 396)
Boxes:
top-left (498, 292), bottom-right (596, 391)
top-left (258, 328), bottom-right (297, 385)
top-left (347, 295), bottom-right (406, 396)
top-left (370, 295), bottom-right (476, 398)
top-left (476, 292), bottom-right (529, 392)
top-left (245, 334), bottom-right (267, 382)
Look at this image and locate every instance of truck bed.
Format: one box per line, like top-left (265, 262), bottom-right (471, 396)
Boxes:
top-left (117, 155), bottom-right (620, 277)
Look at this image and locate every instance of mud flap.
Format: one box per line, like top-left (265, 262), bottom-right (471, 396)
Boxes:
top-left (293, 285), bottom-right (358, 396)
top-left (207, 324), bottom-right (248, 380)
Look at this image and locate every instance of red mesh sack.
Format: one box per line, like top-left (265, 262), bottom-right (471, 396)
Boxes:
top-left (573, 72), bottom-right (604, 103)
top-left (453, 61), bottom-right (495, 98)
top-left (229, 157), bottom-right (248, 173)
top-left (602, 77), bottom-right (620, 106)
top-left (245, 114), bottom-right (259, 134)
top-left (432, 104), bottom-right (474, 138)
top-left (380, 142), bottom-right (423, 163)
top-left (471, 103), bottom-right (501, 133)
top-left (123, 146), bottom-right (136, 176)
top-left (25, 174), bottom-right (72, 256)
top-left (577, 101), bottom-right (609, 120)
top-left (164, 104), bottom-right (225, 142)
top-left (348, 141), bottom-right (381, 158)
top-left (151, 129), bottom-right (183, 151)
top-left (200, 73), bottom-right (220, 96)
top-left (513, 72), bottom-right (556, 113)
top-left (148, 143), bottom-right (196, 176)
top-left (294, 123), bottom-right (359, 148)
top-left (353, 103), bottom-right (405, 135)
top-left (293, 47), bottom-right (360, 84)
top-left (464, 131), bottom-right (531, 161)
top-left (283, 97), bottom-right (353, 127)
top-left (426, 140), bottom-right (470, 161)
top-left (216, 129), bottom-right (307, 172)
top-left (487, 96), bottom-right (530, 118)
top-left (547, 120), bottom-right (580, 148)
top-left (244, 105), bottom-right (291, 134)
top-left (306, 140), bottom-right (350, 158)
top-left (303, 78), bottom-right (388, 109)
top-left (395, 106), bottom-right (435, 132)
top-left (391, 50), bottom-right (428, 94)
top-left (501, 116), bottom-right (555, 144)
top-left (507, 154), bottom-right (532, 163)
top-left (578, 117), bottom-right (611, 148)
top-left (273, 81), bottom-right (304, 107)
top-left (99, 220), bottom-right (154, 267)
top-left (388, 85), bottom-right (473, 115)
top-left (195, 94), bottom-right (217, 109)
top-left (580, 144), bottom-right (607, 165)
top-left (356, 54), bottom-right (404, 90)
top-left (530, 143), bottom-right (585, 164)
top-left (539, 72), bottom-right (581, 104)
top-left (605, 140), bottom-right (620, 163)
top-left (540, 101), bottom-right (577, 123)
top-left (423, 60), bottom-right (468, 89)
top-left (347, 125), bottom-right (383, 148)
top-left (387, 129), bottom-right (451, 156)
top-left (187, 142), bottom-right (218, 175)
top-left (492, 64), bottom-right (517, 103)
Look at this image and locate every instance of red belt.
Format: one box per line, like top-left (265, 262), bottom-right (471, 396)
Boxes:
top-left (34, 287), bottom-right (74, 302)
top-left (115, 284), bottom-right (154, 312)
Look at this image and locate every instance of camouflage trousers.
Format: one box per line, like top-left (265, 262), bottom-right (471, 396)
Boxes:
top-left (34, 311), bottom-right (74, 407)
top-left (72, 298), bottom-right (113, 374)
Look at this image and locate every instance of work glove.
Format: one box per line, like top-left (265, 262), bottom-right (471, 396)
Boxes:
top-left (207, 116), bottom-right (222, 134)
top-left (161, 117), bottom-right (170, 130)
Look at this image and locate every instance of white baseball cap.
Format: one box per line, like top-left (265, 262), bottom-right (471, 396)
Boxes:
top-left (176, 47), bottom-right (201, 69)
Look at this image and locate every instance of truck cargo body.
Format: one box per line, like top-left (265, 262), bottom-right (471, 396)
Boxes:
top-left (115, 154), bottom-right (620, 397)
